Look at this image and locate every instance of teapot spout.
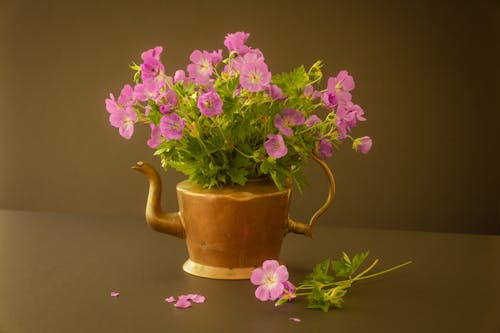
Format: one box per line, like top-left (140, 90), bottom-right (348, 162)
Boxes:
top-left (132, 161), bottom-right (185, 239)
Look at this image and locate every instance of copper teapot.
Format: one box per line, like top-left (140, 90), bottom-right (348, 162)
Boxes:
top-left (133, 154), bottom-right (335, 279)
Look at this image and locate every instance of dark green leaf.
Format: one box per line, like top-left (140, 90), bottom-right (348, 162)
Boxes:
top-left (304, 258), bottom-right (334, 285)
top-left (306, 285), bottom-right (331, 312)
top-left (350, 251), bottom-right (370, 275)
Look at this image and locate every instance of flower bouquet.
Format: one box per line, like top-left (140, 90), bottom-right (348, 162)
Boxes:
top-left (105, 31), bottom-right (372, 191)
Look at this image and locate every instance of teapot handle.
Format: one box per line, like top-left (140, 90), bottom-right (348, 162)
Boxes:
top-left (287, 154), bottom-right (335, 237)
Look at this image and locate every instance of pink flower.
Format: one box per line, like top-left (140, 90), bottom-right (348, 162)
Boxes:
top-left (268, 84), bottom-right (284, 100)
top-left (147, 124), bottom-right (162, 148)
top-left (304, 85), bottom-right (321, 99)
top-left (289, 317), bottom-right (301, 323)
top-left (322, 70), bottom-right (355, 109)
top-left (141, 57), bottom-right (165, 81)
top-left (208, 49), bottom-right (223, 64)
top-left (224, 31), bottom-right (251, 55)
top-left (139, 47), bottom-right (165, 81)
top-left (159, 113), bottom-right (185, 140)
top-left (264, 134), bottom-right (288, 159)
top-left (173, 69), bottom-right (186, 84)
top-left (328, 70), bottom-right (355, 103)
top-left (274, 108), bottom-right (305, 137)
top-left (238, 53), bottom-right (271, 92)
top-left (110, 291), bottom-right (120, 297)
top-left (317, 138), bottom-right (333, 159)
top-left (187, 50), bottom-right (217, 85)
top-left (159, 90), bottom-right (178, 114)
top-left (353, 136), bottom-right (373, 154)
top-left (225, 49), bottom-right (264, 75)
top-left (117, 84), bottom-right (135, 107)
top-left (105, 93), bottom-right (119, 114)
top-left (197, 90), bottom-right (223, 117)
top-left (133, 79), bottom-right (163, 102)
top-left (335, 102), bottom-right (366, 139)
top-left (322, 90), bottom-right (338, 110)
top-left (251, 260), bottom-right (290, 301)
top-left (108, 106), bottom-right (137, 139)
top-left (141, 46), bottom-right (163, 62)
top-left (305, 115), bottom-right (321, 128)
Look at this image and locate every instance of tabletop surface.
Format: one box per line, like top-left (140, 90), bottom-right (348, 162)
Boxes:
top-left (0, 209), bottom-right (499, 333)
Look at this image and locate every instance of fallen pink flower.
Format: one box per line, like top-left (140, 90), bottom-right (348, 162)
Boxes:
top-left (289, 317), bottom-right (301, 323)
top-left (165, 296), bottom-right (176, 303)
top-left (174, 298), bottom-right (192, 309)
top-left (110, 292), bottom-right (120, 297)
top-left (251, 260), bottom-right (290, 301)
top-left (187, 294), bottom-right (206, 303)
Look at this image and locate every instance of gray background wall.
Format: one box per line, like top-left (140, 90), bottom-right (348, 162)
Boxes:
top-left (1, 0), bottom-right (498, 234)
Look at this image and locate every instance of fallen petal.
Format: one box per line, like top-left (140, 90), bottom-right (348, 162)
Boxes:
top-left (174, 299), bottom-right (192, 309)
top-left (110, 292), bottom-right (120, 297)
top-left (289, 317), bottom-right (301, 323)
top-left (165, 296), bottom-right (176, 303)
top-left (190, 294), bottom-right (206, 303)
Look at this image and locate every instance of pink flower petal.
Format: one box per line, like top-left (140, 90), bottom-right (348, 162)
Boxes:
top-left (262, 260), bottom-right (280, 274)
top-left (289, 317), bottom-right (301, 323)
top-left (165, 296), bottom-right (175, 303)
top-left (255, 285), bottom-right (270, 301)
top-left (250, 268), bottom-right (265, 285)
top-left (268, 282), bottom-right (285, 301)
top-left (190, 294), bottom-right (206, 303)
top-left (274, 265), bottom-right (289, 283)
top-left (174, 299), bottom-right (192, 309)
top-left (110, 292), bottom-right (120, 297)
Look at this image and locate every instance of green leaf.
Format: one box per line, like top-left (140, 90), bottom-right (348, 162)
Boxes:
top-left (306, 285), bottom-right (331, 312)
top-left (147, 100), bottom-right (162, 125)
top-left (272, 65), bottom-right (309, 96)
top-left (304, 258), bottom-right (334, 285)
top-left (332, 251), bottom-right (369, 278)
top-left (332, 255), bottom-right (352, 278)
top-left (350, 251), bottom-right (370, 275)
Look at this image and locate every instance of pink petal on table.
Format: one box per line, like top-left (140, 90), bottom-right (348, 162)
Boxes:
top-left (190, 294), bottom-right (206, 303)
top-left (289, 317), bottom-right (301, 323)
top-left (174, 299), bottom-right (192, 309)
top-left (110, 292), bottom-right (120, 297)
top-left (164, 296), bottom-right (176, 303)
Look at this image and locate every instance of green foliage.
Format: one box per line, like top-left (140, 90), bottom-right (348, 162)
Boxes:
top-left (304, 258), bottom-right (334, 285)
top-left (296, 251), bottom-right (373, 311)
top-left (109, 38), bottom-right (369, 191)
top-left (272, 65), bottom-right (309, 97)
top-left (271, 251), bottom-right (411, 312)
top-left (332, 251), bottom-right (370, 278)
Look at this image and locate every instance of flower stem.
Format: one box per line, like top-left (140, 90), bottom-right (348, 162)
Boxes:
top-left (295, 260), bottom-right (412, 292)
top-left (351, 258), bottom-right (379, 281)
top-left (355, 260), bottom-right (413, 281)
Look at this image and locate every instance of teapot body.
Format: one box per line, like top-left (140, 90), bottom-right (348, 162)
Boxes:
top-left (176, 180), bottom-right (291, 279)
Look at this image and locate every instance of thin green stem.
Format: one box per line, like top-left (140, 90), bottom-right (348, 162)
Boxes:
top-left (295, 260), bottom-right (412, 292)
top-left (355, 261), bottom-right (413, 281)
top-left (352, 259), bottom-right (379, 281)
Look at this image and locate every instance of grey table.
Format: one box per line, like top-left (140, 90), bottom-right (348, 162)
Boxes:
top-left (0, 209), bottom-right (499, 332)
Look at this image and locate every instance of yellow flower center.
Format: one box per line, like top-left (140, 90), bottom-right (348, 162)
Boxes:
top-left (250, 71), bottom-right (262, 84)
top-left (200, 60), bottom-right (211, 74)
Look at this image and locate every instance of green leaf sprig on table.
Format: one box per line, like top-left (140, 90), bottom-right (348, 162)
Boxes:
top-left (275, 252), bottom-right (412, 311)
